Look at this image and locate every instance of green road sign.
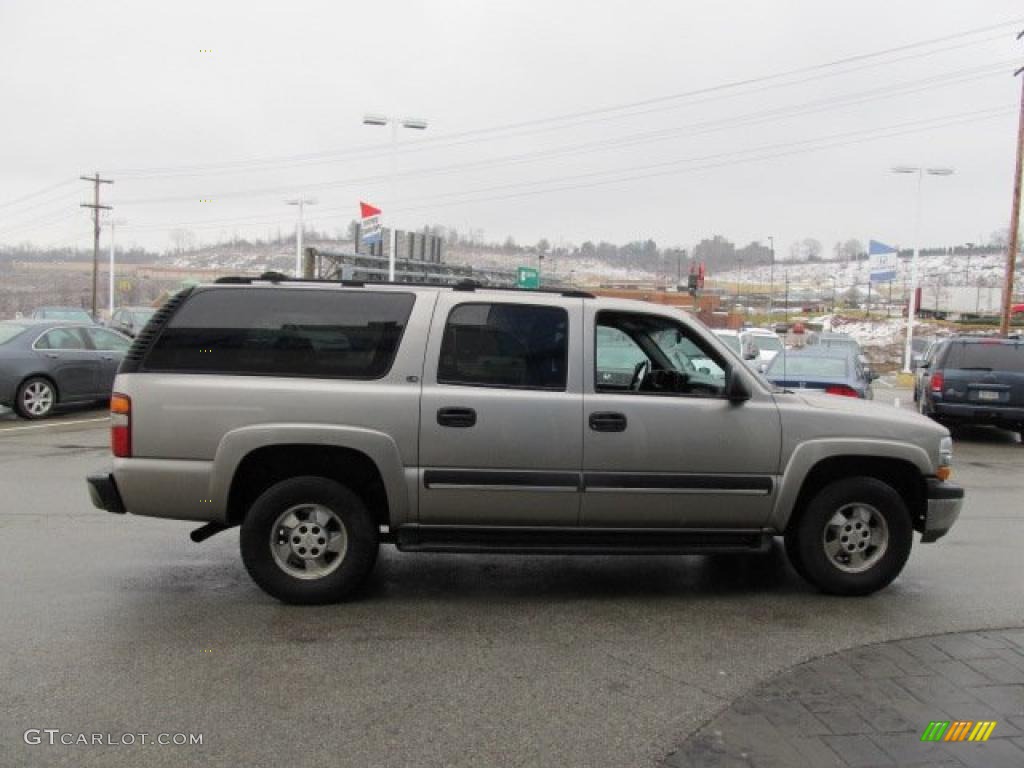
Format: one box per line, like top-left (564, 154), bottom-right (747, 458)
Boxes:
top-left (517, 266), bottom-right (540, 289)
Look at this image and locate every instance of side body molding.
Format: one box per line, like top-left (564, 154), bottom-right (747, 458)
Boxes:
top-left (209, 424), bottom-right (411, 526)
top-left (769, 438), bottom-right (934, 531)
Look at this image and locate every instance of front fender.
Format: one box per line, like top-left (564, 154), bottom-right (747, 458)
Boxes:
top-left (210, 423), bottom-right (411, 525)
top-left (769, 438), bottom-right (933, 531)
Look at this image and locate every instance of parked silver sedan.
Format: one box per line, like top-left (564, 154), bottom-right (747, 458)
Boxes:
top-left (0, 320), bottom-right (131, 419)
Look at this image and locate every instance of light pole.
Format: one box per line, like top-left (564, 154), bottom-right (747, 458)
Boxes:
top-left (362, 114), bottom-right (428, 282)
top-left (285, 198), bottom-right (317, 277)
top-left (767, 236), bottom-right (775, 318)
top-left (891, 166), bottom-right (954, 372)
top-left (105, 217), bottom-right (127, 319)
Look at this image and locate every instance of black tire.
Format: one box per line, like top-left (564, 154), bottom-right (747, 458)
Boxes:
top-left (783, 533), bottom-right (811, 582)
top-left (14, 376), bottom-right (57, 419)
top-left (786, 476), bottom-right (912, 596)
top-left (240, 476), bottom-right (379, 605)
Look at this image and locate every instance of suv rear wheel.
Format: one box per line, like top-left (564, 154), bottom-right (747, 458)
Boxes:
top-left (240, 476), bottom-right (379, 604)
top-left (786, 476), bottom-right (912, 596)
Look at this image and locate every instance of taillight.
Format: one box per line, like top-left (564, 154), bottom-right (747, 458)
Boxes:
top-left (824, 385), bottom-right (859, 398)
top-left (929, 371), bottom-right (944, 394)
top-left (110, 393), bottom-right (131, 458)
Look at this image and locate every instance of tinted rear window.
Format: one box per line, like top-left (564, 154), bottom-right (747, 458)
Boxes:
top-left (438, 303), bottom-right (568, 390)
top-left (768, 355), bottom-right (848, 377)
top-left (942, 342), bottom-right (1024, 372)
top-left (144, 288), bottom-right (415, 378)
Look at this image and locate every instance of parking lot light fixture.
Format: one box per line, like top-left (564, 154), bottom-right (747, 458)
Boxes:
top-left (362, 114), bottom-right (430, 281)
top-left (890, 165), bottom-right (955, 372)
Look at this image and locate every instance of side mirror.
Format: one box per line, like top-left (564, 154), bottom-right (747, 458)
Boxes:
top-left (868, 370), bottom-right (879, 381)
top-left (725, 367), bottom-right (751, 402)
top-left (743, 348), bottom-right (758, 360)
top-left (911, 354), bottom-right (923, 369)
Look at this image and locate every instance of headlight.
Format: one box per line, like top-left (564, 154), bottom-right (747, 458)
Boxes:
top-left (937, 436), bottom-right (953, 480)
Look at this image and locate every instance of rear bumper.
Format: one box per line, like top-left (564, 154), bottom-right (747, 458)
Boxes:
top-left (920, 478), bottom-right (963, 543)
top-left (932, 401), bottom-right (1024, 425)
top-left (86, 471), bottom-right (126, 515)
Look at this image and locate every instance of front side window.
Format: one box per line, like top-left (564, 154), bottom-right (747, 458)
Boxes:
top-left (438, 303), bottom-right (568, 390)
top-left (595, 311), bottom-right (727, 397)
top-left (36, 328), bottom-right (85, 350)
top-left (144, 288), bottom-right (415, 378)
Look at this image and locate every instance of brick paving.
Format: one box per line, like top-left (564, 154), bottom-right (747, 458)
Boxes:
top-left (663, 629), bottom-right (1024, 768)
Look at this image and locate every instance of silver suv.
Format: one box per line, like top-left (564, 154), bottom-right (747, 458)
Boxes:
top-left (86, 277), bottom-right (963, 604)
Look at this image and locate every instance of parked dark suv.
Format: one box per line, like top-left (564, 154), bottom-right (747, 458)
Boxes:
top-left (918, 336), bottom-right (1024, 440)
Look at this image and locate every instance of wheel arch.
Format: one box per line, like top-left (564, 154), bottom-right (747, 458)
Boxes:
top-left (212, 425), bottom-right (410, 528)
top-left (772, 442), bottom-right (930, 535)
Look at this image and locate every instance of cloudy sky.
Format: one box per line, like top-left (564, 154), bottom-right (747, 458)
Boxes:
top-left (0, 0), bottom-right (1022, 257)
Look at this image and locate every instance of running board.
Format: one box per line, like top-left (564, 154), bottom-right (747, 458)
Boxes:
top-left (395, 525), bottom-right (771, 555)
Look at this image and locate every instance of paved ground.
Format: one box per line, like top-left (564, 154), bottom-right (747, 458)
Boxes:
top-left (665, 628), bottom-right (1024, 768)
top-left (0, 392), bottom-right (1021, 768)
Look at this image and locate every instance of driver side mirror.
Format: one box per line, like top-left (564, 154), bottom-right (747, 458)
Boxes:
top-left (743, 347), bottom-right (758, 360)
top-left (725, 367), bottom-right (751, 403)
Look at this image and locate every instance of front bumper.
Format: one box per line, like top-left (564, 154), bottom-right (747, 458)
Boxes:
top-left (87, 471), bottom-right (126, 515)
top-left (920, 478), bottom-right (963, 543)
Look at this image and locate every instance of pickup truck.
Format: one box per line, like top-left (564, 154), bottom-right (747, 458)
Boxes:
top-left (86, 277), bottom-right (963, 604)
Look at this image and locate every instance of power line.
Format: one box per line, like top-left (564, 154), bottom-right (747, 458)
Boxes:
top-left (118, 105), bottom-right (1013, 235)
top-left (0, 179), bottom-right (76, 211)
top-left (110, 18), bottom-right (1023, 179)
top-left (113, 59), bottom-right (1014, 209)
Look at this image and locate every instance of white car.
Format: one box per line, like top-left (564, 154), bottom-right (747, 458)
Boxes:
top-left (740, 329), bottom-right (785, 370)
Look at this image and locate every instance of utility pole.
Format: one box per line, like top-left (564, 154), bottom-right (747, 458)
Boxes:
top-left (80, 173), bottom-right (113, 319)
top-left (768, 236), bottom-right (775, 318)
top-left (999, 36), bottom-right (1023, 336)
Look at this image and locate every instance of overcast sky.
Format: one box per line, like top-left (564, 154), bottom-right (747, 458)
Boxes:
top-left (1, 0), bottom-right (1022, 257)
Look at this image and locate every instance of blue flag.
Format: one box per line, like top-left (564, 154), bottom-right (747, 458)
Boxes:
top-left (869, 240), bottom-right (897, 255)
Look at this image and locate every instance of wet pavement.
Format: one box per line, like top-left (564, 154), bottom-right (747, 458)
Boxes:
top-left (0, 392), bottom-right (1021, 767)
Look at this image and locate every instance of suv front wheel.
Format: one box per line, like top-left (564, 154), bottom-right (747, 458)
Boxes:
top-left (240, 476), bottom-right (379, 604)
top-left (786, 476), bottom-right (912, 596)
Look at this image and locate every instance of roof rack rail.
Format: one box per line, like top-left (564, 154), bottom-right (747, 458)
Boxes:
top-left (210, 274), bottom-right (595, 298)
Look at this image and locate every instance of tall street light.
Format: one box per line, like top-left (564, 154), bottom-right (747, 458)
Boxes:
top-left (285, 198), bottom-right (317, 277)
top-left (362, 114), bottom-right (429, 282)
top-left (891, 166), bottom-right (954, 372)
top-left (105, 216), bottom-right (127, 319)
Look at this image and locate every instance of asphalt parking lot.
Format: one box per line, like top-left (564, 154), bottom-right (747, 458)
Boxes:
top-left (0, 392), bottom-right (1021, 768)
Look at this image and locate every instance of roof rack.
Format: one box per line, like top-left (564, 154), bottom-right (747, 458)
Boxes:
top-left (212, 274), bottom-right (595, 299)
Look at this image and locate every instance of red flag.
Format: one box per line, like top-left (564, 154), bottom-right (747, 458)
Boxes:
top-left (360, 201), bottom-right (381, 218)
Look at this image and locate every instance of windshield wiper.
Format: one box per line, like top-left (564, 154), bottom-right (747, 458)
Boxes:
top-left (960, 366), bottom-right (993, 371)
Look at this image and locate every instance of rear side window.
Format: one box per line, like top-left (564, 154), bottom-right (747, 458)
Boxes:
top-left (143, 288), bottom-right (415, 378)
top-left (35, 328), bottom-right (86, 350)
top-left (438, 303), bottom-right (568, 390)
top-left (942, 342), bottom-right (1024, 372)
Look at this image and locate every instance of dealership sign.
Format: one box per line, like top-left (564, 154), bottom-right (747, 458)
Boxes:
top-left (868, 240), bottom-right (897, 283)
top-left (360, 201), bottom-right (382, 245)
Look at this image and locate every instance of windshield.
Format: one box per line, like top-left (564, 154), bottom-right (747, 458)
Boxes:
top-left (767, 354), bottom-right (848, 378)
top-left (750, 334), bottom-right (783, 352)
top-left (37, 308), bottom-right (92, 322)
top-left (0, 323), bottom-right (30, 345)
top-left (944, 342), bottom-right (1024, 372)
